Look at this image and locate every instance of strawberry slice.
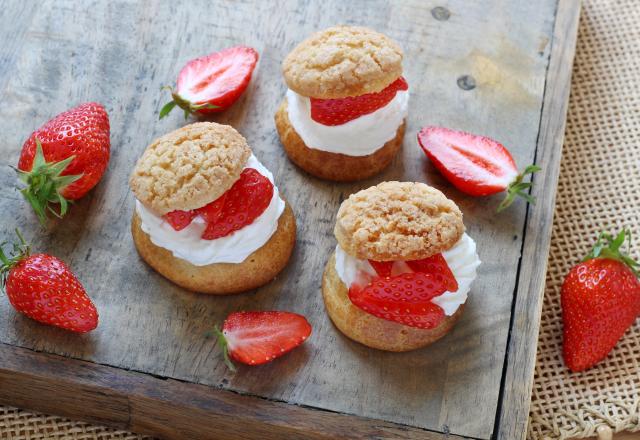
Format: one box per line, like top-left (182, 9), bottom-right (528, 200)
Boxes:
top-left (214, 311), bottom-right (312, 371)
top-left (406, 254), bottom-right (459, 292)
top-left (195, 193), bottom-right (227, 224)
top-left (310, 77), bottom-right (408, 126)
top-left (417, 126), bottom-right (541, 212)
top-left (160, 46), bottom-right (259, 119)
top-left (201, 168), bottom-right (273, 240)
top-left (349, 272), bottom-right (447, 329)
top-left (368, 260), bottom-right (393, 278)
top-left (164, 210), bottom-right (197, 231)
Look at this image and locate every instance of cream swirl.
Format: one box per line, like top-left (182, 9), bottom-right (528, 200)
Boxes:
top-left (286, 88), bottom-right (408, 156)
top-left (335, 233), bottom-right (480, 316)
top-left (136, 155), bottom-right (285, 266)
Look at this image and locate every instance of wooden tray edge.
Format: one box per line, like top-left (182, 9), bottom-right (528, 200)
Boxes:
top-left (0, 342), bottom-right (474, 440)
top-left (495, 0), bottom-right (582, 439)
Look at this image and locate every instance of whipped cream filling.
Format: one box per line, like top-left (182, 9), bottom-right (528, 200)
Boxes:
top-left (136, 155), bottom-right (285, 266)
top-left (335, 233), bottom-right (481, 316)
top-left (285, 87), bottom-right (409, 157)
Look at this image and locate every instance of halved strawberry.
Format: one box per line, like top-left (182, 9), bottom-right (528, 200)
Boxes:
top-left (201, 168), bottom-right (273, 240)
top-left (406, 254), bottom-right (459, 292)
top-left (160, 46), bottom-right (259, 119)
top-left (310, 77), bottom-right (408, 126)
top-left (349, 272), bottom-right (447, 329)
top-left (368, 260), bottom-right (393, 278)
top-left (214, 311), bottom-right (312, 371)
top-left (417, 126), bottom-right (540, 212)
top-left (164, 210), bottom-right (197, 231)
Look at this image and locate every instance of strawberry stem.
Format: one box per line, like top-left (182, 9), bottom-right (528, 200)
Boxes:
top-left (497, 164), bottom-right (541, 212)
top-left (158, 86), bottom-right (220, 120)
top-left (213, 325), bottom-right (237, 372)
top-left (584, 230), bottom-right (639, 277)
top-left (0, 229), bottom-right (31, 290)
top-left (16, 138), bottom-right (82, 225)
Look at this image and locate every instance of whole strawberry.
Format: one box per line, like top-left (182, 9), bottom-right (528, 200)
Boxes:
top-left (0, 231), bottom-right (99, 333)
top-left (17, 102), bottom-right (110, 224)
top-left (562, 230), bottom-right (640, 372)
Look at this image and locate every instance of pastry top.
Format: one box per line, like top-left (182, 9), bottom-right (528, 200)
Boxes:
top-left (130, 122), bottom-right (250, 215)
top-left (282, 26), bottom-right (403, 99)
top-left (334, 182), bottom-right (464, 261)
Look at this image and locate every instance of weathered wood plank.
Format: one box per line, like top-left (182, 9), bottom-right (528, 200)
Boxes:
top-left (0, 0), bottom-right (572, 438)
top-left (0, 342), bottom-right (470, 440)
top-left (497, 0), bottom-right (582, 439)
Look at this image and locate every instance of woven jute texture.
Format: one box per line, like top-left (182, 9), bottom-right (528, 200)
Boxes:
top-left (1, 1), bottom-right (638, 439)
top-left (528, 0), bottom-right (640, 439)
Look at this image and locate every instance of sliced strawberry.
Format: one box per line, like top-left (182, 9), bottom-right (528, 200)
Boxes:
top-left (201, 168), bottom-right (273, 240)
top-left (195, 193), bottom-right (227, 224)
top-left (160, 46), bottom-right (259, 119)
top-left (214, 311), bottom-right (312, 370)
top-left (164, 210), bottom-right (197, 231)
top-left (417, 126), bottom-right (540, 212)
top-left (368, 260), bottom-right (393, 278)
top-left (349, 272), bottom-right (448, 329)
top-left (406, 254), bottom-right (459, 292)
top-left (310, 77), bottom-right (408, 126)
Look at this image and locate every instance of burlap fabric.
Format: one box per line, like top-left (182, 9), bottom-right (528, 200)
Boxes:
top-left (528, 0), bottom-right (640, 439)
top-left (1, 0), bottom-right (638, 439)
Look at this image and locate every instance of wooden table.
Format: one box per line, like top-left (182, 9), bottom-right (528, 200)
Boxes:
top-left (0, 1), bottom-right (580, 439)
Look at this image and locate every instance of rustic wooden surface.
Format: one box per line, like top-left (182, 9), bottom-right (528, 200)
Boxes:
top-left (497, 0), bottom-right (582, 439)
top-left (0, 0), bottom-right (578, 439)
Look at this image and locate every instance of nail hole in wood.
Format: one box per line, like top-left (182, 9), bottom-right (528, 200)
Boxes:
top-left (457, 75), bottom-right (476, 90)
top-left (431, 6), bottom-right (451, 21)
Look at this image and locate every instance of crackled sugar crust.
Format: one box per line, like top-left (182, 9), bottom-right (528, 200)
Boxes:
top-left (282, 25), bottom-right (403, 99)
top-left (335, 181), bottom-right (464, 261)
top-left (129, 122), bottom-right (251, 215)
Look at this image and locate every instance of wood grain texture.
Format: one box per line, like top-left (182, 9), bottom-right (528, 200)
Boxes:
top-left (496, 1), bottom-right (582, 439)
top-left (0, 0), bottom-right (576, 439)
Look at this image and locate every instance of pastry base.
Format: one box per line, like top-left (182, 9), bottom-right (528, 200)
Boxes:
top-left (322, 252), bottom-right (463, 351)
top-left (131, 203), bottom-right (296, 295)
top-left (275, 99), bottom-right (405, 182)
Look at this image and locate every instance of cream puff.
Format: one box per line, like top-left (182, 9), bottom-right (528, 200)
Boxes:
top-left (130, 122), bottom-right (296, 294)
top-left (275, 26), bottom-right (408, 181)
top-left (322, 182), bottom-right (481, 351)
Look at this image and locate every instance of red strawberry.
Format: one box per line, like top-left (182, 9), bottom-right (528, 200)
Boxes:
top-left (368, 260), bottom-right (393, 278)
top-left (214, 311), bottom-right (312, 371)
top-left (201, 168), bottom-right (273, 240)
top-left (195, 193), bottom-right (227, 224)
top-left (310, 77), bottom-right (408, 126)
top-left (406, 254), bottom-right (459, 292)
top-left (160, 46), bottom-right (259, 119)
top-left (0, 231), bottom-right (98, 333)
top-left (17, 102), bottom-right (110, 224)
top-left (349, 267), bottom-right (458, 329)
top-left (164, 210), bottom-right (197, 231)
top-left (417, 126), bottom-right (540, 212)
top-left (562, 230), bottom-right (640, 372)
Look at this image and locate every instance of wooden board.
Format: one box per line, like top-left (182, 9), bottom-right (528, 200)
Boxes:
top-left (0, 0), bottom-right (580, 439)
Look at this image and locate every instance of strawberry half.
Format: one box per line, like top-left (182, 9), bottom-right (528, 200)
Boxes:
top-left (349, 272), bottom-right (448, 329)
top-left (163, 168), bottom-right (273, 239)
top-left (310, 77), bottom-right (408, 126)
top-left (0, 230), bottom-right (98, 333)
top-left (160, 46), bottom-right (259, 119)
top-left (17, 102), bottom-right (110, 224)
top-left (417, 126), bottom-right (540, 212)
top-left (214, 311), bottom-right (312, 371)
top-left (562, 230), bottom-right (640, 372)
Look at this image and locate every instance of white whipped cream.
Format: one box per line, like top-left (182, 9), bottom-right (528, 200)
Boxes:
top-left (136, 155), bottom-right (285, 266)
top-left (335, 233), bottom-right (481, 316)
top-left (285, 88), bottom-right (409, 156)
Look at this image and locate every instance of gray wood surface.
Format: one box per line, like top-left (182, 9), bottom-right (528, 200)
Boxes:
top-left (0, 0), bottom-right (571, 438)
top-left (497, 1), bottom-right (582, 439)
